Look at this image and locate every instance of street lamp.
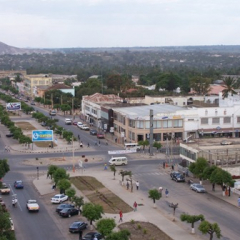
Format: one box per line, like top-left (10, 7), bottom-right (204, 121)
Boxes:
top-left (36, 167), bottom-right (39, 180)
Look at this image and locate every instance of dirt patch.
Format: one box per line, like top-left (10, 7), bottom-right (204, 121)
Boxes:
top-left (15, 121), bottom-right (36, 130)
top-left (119, 221), bottom-right (173, 240)
top-left (71, 176), bottom-right (132, 214)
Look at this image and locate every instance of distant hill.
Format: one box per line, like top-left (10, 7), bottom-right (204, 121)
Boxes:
top-left (0, 41), bottom-right (52, 55)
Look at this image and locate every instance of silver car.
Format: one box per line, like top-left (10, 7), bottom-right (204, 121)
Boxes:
top-left (190, 183), bottom-right (206, 193)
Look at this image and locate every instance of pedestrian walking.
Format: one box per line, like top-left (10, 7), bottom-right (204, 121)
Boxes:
top-left (98, 140), bottom-right (101, 146)
top-left (136, 181), bottom-right (139, 190)
top-left (126, 181), bottom-right (130, 190)
top-left (78, 134), bottom-right (80, 140)
top-left (228, 186), bottom-right (231, 197)
top-left (165, 188), bottom-right (169, 198)
top-left (119, 210), bottom-right (123, 222)
top-left (171, 164), bottom-right (174, 170)
top-left (212, 183), bottom-right (215, 191)
top-left (78, 230), bottom-right (83, 240)
top-left (80, 142), bottom-right (83, 148)
top-left (87, 143), bottom-right (90, 147)
top-left (159, 187), bottom-right (163, 196)
top-left (104, 164), bottom-right (108, 170)
top-left (238, 196), bottom-right (240, 207)
top-left (133, 201), bottom-right (138, 211)
top-left (105, 140), bottom-right (108, 145)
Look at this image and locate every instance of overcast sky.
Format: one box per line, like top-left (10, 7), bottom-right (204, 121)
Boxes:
top-left (0, 0), bottom-right (239, 48)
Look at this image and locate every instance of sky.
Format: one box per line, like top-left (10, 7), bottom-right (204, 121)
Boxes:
top-left (0, 0), bottom-right (240, 48)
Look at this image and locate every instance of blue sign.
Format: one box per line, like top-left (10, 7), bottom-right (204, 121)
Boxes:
top-left (32, 130), bottom-right (53, 142)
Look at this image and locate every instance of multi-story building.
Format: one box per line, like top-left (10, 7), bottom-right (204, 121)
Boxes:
top-left (23, 74), bottom-right (52, 97)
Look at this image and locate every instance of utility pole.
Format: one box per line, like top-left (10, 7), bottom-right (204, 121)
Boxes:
top-left (149, 109), bottom-right (154, 156)
top-left (72, 98), bottom-right (74, 119)
top-left (51, 93), bottom-right (53, 109)
top-left (72, 136), bottom-right (75, 172)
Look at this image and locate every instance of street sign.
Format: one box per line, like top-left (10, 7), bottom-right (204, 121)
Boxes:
top-left (6, 102), bottom-right (21, 111)
top-left (32, 130), bottom-right (53, 142)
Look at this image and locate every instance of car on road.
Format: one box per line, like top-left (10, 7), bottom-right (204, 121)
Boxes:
top-left (30, 102), bottom-right (35, 105)
top-left (97, 132), bottom-right (105, 139)
top-left (77, 122), bottom-right (83, 128)
top-left (90, 129), bottom-right (97, 135)
top-left (26, 199), bottom-right (40, 212)
top-left (6, 133), bottom-right (14, 137)
top-left (65, 118), bottom-right (72, 125)
top-left (51, 194), bottom-right (68, 204)
top-left (83, 232), bottom-right (103, 240)
top-left (80, 124), bottom-right (89, 130)
top-left (72, 121), bottom-right (78, 125)
top-left (59, 208), bottom-right (79, 218)
top-left (221, 140), bottom-right (232, 145)
top-left (190, 183), bottom-right (206, 193)
top-left (170, 171), bottom-right (185, 182)
top-left (56, 203), bottom-right (74, 214)
top-left (69, 221), bottom-right (88, 233)
top-left (0, 183), bottom-right (10, 195)
top-left (14, 180), bottom-right (24, 189)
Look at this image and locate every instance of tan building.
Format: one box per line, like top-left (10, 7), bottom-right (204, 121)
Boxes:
top-left (23, 74), bottom-right (52, 97)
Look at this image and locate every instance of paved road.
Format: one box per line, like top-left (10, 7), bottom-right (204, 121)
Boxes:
top-left (130, 164), bottom-right (240, 240)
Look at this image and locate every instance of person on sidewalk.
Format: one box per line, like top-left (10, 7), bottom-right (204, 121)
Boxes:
top-left (165, 188), bottom-right (169, 198)
top-left (104, 164), bottom-right (108, 170)
top-left (136, 181), bottom-right (139, 190)
top-left (228, 186), bottom-right (231, 197)
top-left (238, 197), bottom-right (240, 207)
top-left (126, 181), bottom-right (130, 190)
top-left (133, 201), bottom-right (138, 211)
top-left (159, 187), bottom-right (163, 196)
top-left (119, 210), bottom-right (123, 222)
top-left (212, 183), bottom-right (215, 191)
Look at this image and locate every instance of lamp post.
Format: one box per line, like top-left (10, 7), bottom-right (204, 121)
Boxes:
top-left (72, 135), bottom-right (75, 173)
top-left (36, 167), bottom-right (39, 180)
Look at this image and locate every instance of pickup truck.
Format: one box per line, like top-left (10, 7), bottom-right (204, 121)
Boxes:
top-left (26, 200), bottom-right (39, 212)
top-left (0, 183), bottom-right (10, 195)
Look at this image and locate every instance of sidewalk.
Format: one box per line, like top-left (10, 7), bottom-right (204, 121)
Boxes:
top-left (33, 170), bottom-right (199, 240)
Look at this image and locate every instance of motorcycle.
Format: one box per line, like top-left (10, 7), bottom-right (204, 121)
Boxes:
top-left (12, 195), bottom-right (18, 207)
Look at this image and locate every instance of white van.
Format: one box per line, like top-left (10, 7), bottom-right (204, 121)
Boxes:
top-left (124, 143), bottom-right (141, 151)
top-left (108, 157), bottom-right (128, 166)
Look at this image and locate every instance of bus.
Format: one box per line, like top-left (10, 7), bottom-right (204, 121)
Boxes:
top-left (124, 143), bottom-right (141, 151)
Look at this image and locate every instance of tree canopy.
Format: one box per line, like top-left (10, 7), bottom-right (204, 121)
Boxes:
top-left (82, 203), bottom-right (103, 226)
top-left (198, 220), bottom-right (221, 240)
top-left (148, 189), bottom-right (161, 204)
top-left (96, 218), bottom-right (116, 237)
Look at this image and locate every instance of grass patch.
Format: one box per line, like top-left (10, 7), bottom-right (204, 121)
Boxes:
top-left (71, 176), bottom-right (132, 214)
top-left (15, 121), bottom-right (36, 130)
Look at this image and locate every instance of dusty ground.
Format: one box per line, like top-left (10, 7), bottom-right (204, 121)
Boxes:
top-left (119, 221), bottom-right (172, 240)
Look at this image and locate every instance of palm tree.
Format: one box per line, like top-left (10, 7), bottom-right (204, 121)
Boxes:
top-left (222, 77), bottom-right (239, 99)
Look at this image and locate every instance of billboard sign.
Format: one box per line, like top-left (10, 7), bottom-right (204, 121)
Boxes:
top-left (6, 102), bottom-right (21, 111)
top-left (32, 130), bottom-right (53, 142)
top-left (108, 149), bottom-right (136, 155)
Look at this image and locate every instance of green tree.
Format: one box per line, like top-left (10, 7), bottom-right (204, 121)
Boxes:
top-left (222, 76), bottom-right (239, 99)
top-left (57, 179), bottom-right (71, 194)
top-left (198, 220), bottom-right (221, 240)
top-left (65, 187), bottom-right (76, 202)
top-left (0, 159), bottom-right (10, 179)
top-left (47, 165), bottom-right (58, 179)
top-left (96, 218), bottom-right (116, 237)
top-left (148, 189), bottom-right (161, 208)
top-left (72, 196), bottom-right (84, 211)
top-left (189, 76), bottom-right (212, 95)
top-left (105, 229), bottom-right (130, 240)
top-left (209, 168), bottom-right (233, 189)
top-left (202, 165), bottom-right (217, 180)
top-left (110, 165), bottom-right (117, 180)
top-left (53, 168), bottom-right (69, 185)
top-left (82, 203), bottom-right (103, 229)
top-left (153, 141), bottom-right (162, 151)
top-left (119, 170), bottom-right (132, 182)
top-left (189, 157), bottom-right (208, 181)
top-left (180, 214), bottom-right (205, 234)
top-left (60, 104), bottom-right (71, 115)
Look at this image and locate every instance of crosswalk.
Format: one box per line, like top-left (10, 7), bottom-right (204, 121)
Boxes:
top-left (133, 171), bottom-right (168, 177)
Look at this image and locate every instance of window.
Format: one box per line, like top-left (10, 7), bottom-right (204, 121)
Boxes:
top-left (237, 117), bottom-right (240, 123)
top-left (136, 121), bottom-right (144, 129)
top-left (223, 117), bottom-right (231, 124)
top-left (129, 119), bottom-right (135, 128)
top-left (173, 120), bottom-right (183, 128)
top-left (212, 118), bottom-right (220, 124)
top-left (201, 118), bottom-right (208, 124)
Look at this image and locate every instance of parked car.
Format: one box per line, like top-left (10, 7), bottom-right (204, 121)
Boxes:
top-left (83, 232), bottom-right (103, 240)
top-left (221, 140), bottom-right (232, 145)
top-left (90, 129), bottom-right (97, 135)
top-left (30, 102), bottom-right (35, 105)
top-left (51, 194), bottom-right (68, 204)
top-left (190, 183), bottom-right (206, 193)
top-left (69, 221), bottom-right (88, 233)
top-left (14, 180), bottom-right (24, 189)
top-left (80, 124), bottom-right (89, 130)
top-left (77, 122), bottom-right (83, 128)
top-left (170, 171), bottom-right (185, 182)
top-left (56, 203), bottom-right (74, 214)
top-left (59, 208), bottom-right (79, 218)
top-left (6, 133), bottom-right (14, 137)
top-left (72, 121), bottom-right (78, 126)
top-left (97, 132), bottom-right (105, 139)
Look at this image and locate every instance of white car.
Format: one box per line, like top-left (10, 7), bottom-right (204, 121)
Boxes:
top-left (65, 118), bottom-right (72, 125)
top-left (80, 124), bottom-right (89, 130)
top-left (26, 199), bottom-right (40, 212)
top-left (77, 122), bottom-right (83, 128)
top-left (51, 194), bottom-right (68, 204)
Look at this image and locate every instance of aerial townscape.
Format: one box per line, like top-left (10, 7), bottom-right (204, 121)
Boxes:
top-left (1, 1), bottom-right (240, 240)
